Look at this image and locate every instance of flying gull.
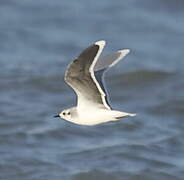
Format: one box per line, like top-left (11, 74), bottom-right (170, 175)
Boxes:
top-left (54, 40), bottom-right (136, 125)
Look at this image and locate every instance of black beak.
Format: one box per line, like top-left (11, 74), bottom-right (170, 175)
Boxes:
top-left (54, 114), bottom-right (60, 118)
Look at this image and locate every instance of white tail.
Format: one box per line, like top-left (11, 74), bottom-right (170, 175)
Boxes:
top-left (109, 110), bottom-right (136, 120)
top-left (127, 113), bottom-right (137, 117)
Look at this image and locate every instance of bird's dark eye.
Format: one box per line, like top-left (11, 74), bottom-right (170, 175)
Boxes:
top-left (63, 112), bottom-right (66, 115)
top-left (68, 112), bottom-right (70, 115)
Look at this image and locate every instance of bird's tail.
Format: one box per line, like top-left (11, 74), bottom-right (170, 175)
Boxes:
top-left (111, 110), bottom-right (136, 120)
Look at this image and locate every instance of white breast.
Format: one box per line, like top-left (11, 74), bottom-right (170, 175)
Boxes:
top-left (75, 108), bottom-right (116, 126)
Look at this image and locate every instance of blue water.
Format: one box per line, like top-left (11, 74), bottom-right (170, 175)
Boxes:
top-left (1, 0), bottom-right (184, 179)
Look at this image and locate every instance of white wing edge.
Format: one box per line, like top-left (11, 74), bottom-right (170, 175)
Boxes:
top-left (89, 40), bottom-right (111, 109)
top-left (94, 49), bottom-right (130, 72)
top-left (110, 49), bottom-right (130, 67)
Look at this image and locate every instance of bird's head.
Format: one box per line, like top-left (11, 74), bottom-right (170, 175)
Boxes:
top-left (54, 108), bottom-right (72, 121)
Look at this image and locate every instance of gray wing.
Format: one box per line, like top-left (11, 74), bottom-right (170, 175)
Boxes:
top-left (94, 49), bottom-right (130, 107)
top-left (94, 69), bottom-right (111, 108)
top-left (65, 40), bottom-right (111, 110)
top-left (94, 49), bottom-right (130, 72)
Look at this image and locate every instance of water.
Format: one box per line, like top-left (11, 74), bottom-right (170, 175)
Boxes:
top-left (0, 0), bottom-right (184, 179)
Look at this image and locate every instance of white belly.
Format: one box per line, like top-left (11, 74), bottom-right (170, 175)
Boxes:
top-left (64, 105), bottom-right (135, 126)
top-left (74, 108), bottom-right (122, 126)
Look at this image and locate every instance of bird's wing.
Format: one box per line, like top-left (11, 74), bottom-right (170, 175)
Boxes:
top-left (94, 49), bottom-right (130, 72)
top-left (94, 49), bottom-right (130, 107)
top-left (65, 40), bottom-right (111, 110)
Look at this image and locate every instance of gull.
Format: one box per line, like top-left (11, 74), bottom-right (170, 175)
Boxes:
top-left (54, 40), bottom-right (136, 125)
